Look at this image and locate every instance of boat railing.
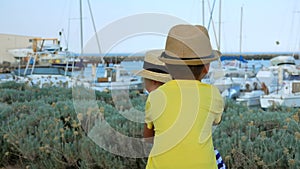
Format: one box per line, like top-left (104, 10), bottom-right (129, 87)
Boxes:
top-left (23, 53), bottom-right (38, 76)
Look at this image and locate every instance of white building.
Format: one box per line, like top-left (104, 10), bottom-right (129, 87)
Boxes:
top-left (0, 34), bottom-right (38, 63)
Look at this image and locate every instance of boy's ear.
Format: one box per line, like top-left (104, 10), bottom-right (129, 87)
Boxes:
top-left (203, 64), bottom-right (210, 74)
top-left (153, 80), bottom-right (164, 86)
top-left (198, 63), bottom-right (210, 80)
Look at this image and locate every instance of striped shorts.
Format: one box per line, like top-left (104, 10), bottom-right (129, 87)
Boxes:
top-left (214, 148), bottom-right (226, 169)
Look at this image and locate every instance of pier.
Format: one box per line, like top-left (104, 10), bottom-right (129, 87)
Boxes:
top-left (223, 52), bottom-right (300, 60)
top-left (78, 52), bottom-right (300, 64)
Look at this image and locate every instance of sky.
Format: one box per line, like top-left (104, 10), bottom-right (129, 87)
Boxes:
top-left (1, 0), bottom-right (300, 54)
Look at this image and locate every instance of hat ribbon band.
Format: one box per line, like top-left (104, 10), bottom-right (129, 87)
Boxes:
top-left (143, 61), bottom-right (168, 74)
top-left (161, 52), bottom-right (215, 60)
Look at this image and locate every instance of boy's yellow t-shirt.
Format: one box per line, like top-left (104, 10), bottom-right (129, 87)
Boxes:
top-left (145, 80), bottom-right (224, 169)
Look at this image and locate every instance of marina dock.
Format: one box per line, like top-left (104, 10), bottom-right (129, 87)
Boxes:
top-left (76, 52), bottom-right (300, 64)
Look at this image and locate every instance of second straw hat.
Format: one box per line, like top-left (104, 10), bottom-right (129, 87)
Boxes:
top-left (136, 49), bottom-right (172, 83)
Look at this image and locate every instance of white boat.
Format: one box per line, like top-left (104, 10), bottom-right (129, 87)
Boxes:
top-left (270, 55), bottom-right (296, 66)
top-left (8, 37), bottom-right (81, 68)
top-left (256, 56), bottom-right (297, 89)
top-left (225, 56), bottom-right (298, 107)
top-left (234, 77), bottom-right (281, 107)
top-left (11, 61), bottom-right (142, 91)
top-left (89, 64), bottom-right (143, 92)
top-left (8, 38), bottom-right (60, 58)
top-left (236, 90), bottom-right (265, 106)
top-left (8, 47), bottom-right (33, 59)
top-left (221, 74), bottom-right (265, 105)
top-left (13, 66), bottom-right (74, 88)
top-left (212, 67), bottom-right (251, 92)
top-left (0, 73), bottom-right (14, 83)
top-left (10, 45), bottom-right (87, 88)
top-left (260, 78), bottom-right (300, 108)
top-left (206, 58), bottom-right (255, 92)
top-left (259, 61), bottom-right (300, 109)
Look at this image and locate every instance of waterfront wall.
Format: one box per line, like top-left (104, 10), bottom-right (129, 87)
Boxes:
top-left (0, 34), bottom-right (37, 63)
top-left (78, 52), bottom-right (300, 63)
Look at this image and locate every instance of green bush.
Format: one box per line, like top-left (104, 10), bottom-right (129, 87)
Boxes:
top-left (0, 82), bottom-right (146, 169)
top-left (0, 81), bottom-right (299, 168)
top-left (0, 81), bottom-right (27, 90)
top-left (213, 100), bottom-right (300, 169)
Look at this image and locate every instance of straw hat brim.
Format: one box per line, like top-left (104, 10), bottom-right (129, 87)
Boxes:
top-left (136, 69), bottom-right (172, 83)
top-left (159, 50), bottom-right (221, 65)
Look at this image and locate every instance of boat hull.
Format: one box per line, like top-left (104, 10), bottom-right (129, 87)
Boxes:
top-left (260, 94), bottom-right (300, 108)
top-left (91, 80), bottom-right (143, 92)
top-left (236, 91), bottom-right (264, 107)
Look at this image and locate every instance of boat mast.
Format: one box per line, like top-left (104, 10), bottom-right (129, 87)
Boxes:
top-left (202, 0), bottom-right (205, 26)
top-left (218, 0), bottom-right (221, 51)
top-left (87, 0), bottom-right (104, 65)
top-left (239, 6), bottom-right (243, 56)
top-left (206, 0), bottom-right (219, 50)
top-left (80, 0), bottom-right (84, 55)
top-left (239, 6), bottom-right (243, 68)
top-left (69, 0), bottom-right (84, 76)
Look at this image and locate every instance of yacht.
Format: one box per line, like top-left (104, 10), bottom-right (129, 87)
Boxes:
top-left (260, 69), bottom-right (300, 108)
top-left (206, 57), bottom-right (255, 92)
top-left (90, 64), bottom-right (143, 92)
top-left (12, 65), bottom-right (73, 88)
top-left (8, 37), bottom-right (81, 68)
top-left (226, 55), bottom-right (298, 107)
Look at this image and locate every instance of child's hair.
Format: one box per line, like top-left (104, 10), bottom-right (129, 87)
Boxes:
top-left (165, 64), bottom-right (207, 80)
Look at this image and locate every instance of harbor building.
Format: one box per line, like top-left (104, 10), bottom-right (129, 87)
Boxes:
top-left (0, 34), bottom-right (37, 63)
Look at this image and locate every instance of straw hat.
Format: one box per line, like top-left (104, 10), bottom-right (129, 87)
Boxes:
top-left (136, 49), bottom-right (172, 83)
top-left (159, 24), bottom-right (221, 65)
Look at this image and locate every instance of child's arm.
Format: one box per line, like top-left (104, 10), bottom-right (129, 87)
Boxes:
top-left (213, 116), bottom-right (222, 125)
top-left (212, 85), bottom-right (225, 118)
top-left (143, 124), bottom-right (154, 143)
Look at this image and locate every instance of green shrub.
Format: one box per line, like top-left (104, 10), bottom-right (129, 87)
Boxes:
top-left (213, 100), bottom-right (300, 169)
top-left (0, 83), bottom-right (299, 168)
top-left (0, 81), bottom-right (27, 90)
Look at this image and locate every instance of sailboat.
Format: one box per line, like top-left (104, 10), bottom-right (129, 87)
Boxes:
top-left (204, 4), bottom-right (257, 95)
top-left (70, 0), bottom-right (143, 92)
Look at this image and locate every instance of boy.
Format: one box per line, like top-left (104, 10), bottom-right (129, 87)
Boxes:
top-left (144, 24), bottom-right (224, 169)
top-left (137, 48), bottom-right (225, 169)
